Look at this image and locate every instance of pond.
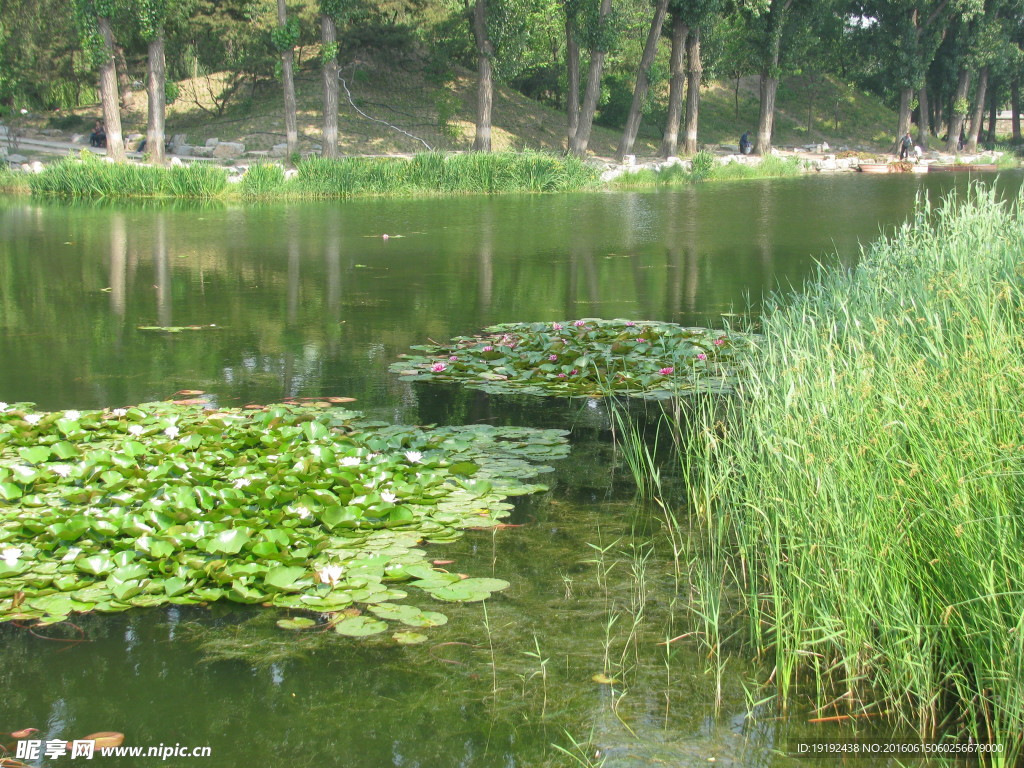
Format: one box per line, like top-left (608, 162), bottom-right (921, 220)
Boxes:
top-left (1, 172), bottom-right (1019, 767)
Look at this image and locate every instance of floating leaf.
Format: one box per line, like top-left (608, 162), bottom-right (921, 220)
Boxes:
top-left (333, 615), bottom-right (388, 637)
top-left (276, 617), bottom-right (317, 630)
top-left (429, 577), bottom-right (510, 603)
top-left (393, 631), bottom-right (429, 645)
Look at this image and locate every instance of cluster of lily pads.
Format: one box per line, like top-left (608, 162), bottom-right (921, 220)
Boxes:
top-left (0, 401), bottom-right (568, 643)
top-left (390, 319), bottom-right (758, 398)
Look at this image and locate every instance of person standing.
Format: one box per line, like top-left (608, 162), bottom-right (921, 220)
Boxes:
top-left (898, 131), bottom-right (912, 161)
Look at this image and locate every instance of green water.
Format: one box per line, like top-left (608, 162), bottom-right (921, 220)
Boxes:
top-left (1, 174), bottom-right (1019, 767)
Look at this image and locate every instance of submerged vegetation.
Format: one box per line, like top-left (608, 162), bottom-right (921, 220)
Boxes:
top-left (391, 319), bottom-right (759, 398)
top-left (0, 401), bottom-right (568, 639)
top-left (617, 185), bottom-right (1024, 761)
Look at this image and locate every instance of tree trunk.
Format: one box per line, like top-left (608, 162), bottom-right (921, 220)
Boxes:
top-left (945, 68), bottom-right (970, 153)
top-left (566, 11), bottom-right (580, 147)
top-left (682, 25), bottom-right (702, 155)
top-left (115, 44), bottom-right (135, 112)
top-left (986, 80), bottom-right (997, 144)
top-left (569, 0), bottom-right (613, 157)
top-left (321, 14), bottom-right (339, 159)
top-left (615, 0), bottom-right (669, 161)
top-left (471, 0), bottom-right (493, 152)
top-left (965, 66), bottom-right (987, 153)
top-left (916, 86), bottom-right (930, 149)
top-left (1012, 77), bottom-right (1021, 144)
top-left (755, 73), bottom-right (779, 156)
top-left (659, 16), bottom-right (688, 157)
top-left (97, 16), bottom-right (125, 162)
top-left (277, 0), bottom-right (299, 159)
top-left (146, 32), bottom-right (166, 164)
top-left (895, 87), bottom-right (912, 151)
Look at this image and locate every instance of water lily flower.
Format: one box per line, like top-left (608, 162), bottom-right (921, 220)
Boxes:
top-left (636, 338), bottom-right (647, 344)
top-left (0, 402), bottom-right (8, 412)
top-left (2, 547), bottom-right (20, 566)
top-left (570, 369), bottom-right (578, 375)
top-left (404, 450), bottom-right (423, 464)
top-left (341, 456), bottom-right (361, 466)
top-left (482, 346), bottom-right (494, 353)
top-left (573, 320), bottom-right (586, 327)
top-left (64, 410), bottom-right (81, 421)
top-left (696, 353), bottom-right (708, 361)
top-left (449, 355), bottom-right (458, 361)
top-left (549, 355), bottom-right (557, 361)
top-left (713, 338), bottom-right (726, 347)
top-left (164, 425), bottom-right (180, 438)
top-left (111, 408), bottom-right (128, 417)
top-left (431, 362), bottom-right (447, 372)
top-left (552, 323), bottom-right (563, 330)
top-left (293, 505), bottom-right (312, 519)
top-left (316, 564), bottom-right (344, 587)
top-left (24, 413), bottom-right (42, 425)
top-left (557, 373), bottom-right (567, 378)
top-left (128, 424), bottom-right (145, 436)
top-left (52, 464), bottom-right (74, 478)
top-left (658, 367), bottom-right (674, 375)
top-left (233, 477), bottom-right (251, 489)
top-left (625, 321), bottom-right (636, 327)
top-left (381, 490), bottom-right (398, 503)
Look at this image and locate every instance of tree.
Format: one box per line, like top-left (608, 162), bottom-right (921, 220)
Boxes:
top-left (469, 0), bottom-right (495, 150)
top-left (272, 0), bottom-right (300, 158)
top-left (569, 0), bottom-right (613, 156)
top-left (660, 12), bottom-right (689, 156)
top-left (565, 0), bottom-right (583, 145)
top-left (615, 0), bottom-right (670, 160)
top-left (136, 0), bottom-right (175, 164)
top-left (74, 0), bottom-right (127, 161)
top-left (320, 0), bottom-right (345, 159)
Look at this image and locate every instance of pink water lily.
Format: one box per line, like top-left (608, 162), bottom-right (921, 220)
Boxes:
top-left (548, 354), bottom-right (558, 361)
top-left (573, 320), bottom-right (586, 327)
top-left (696, 353), bottom-right (707, 361)
top-left (431, 362), bottom-right (447, 372)
top-left (713, 338), bottom-right (726, 346)
top-left (557, 373), bottom-right (567, 378)
top-left (552, 323), bottom-right (563, 330)
top-left (482, 346), bottom-right (493, 352)
top-left (636, 338), bottom-right (647, 344)
top-left (658, 367), bottom-right (674, 375)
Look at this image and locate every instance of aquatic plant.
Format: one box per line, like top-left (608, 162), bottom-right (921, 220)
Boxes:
top-left (0, 401), bottom-right (568, 639)
top-left (622, 185), bottom-right (1024, 759)
top-left (391, 319), bottom-right (758, 399)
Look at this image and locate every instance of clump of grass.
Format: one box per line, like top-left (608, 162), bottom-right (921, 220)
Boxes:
top-left (670, 184), bottom-right (1024, 759)
top-left (29, 152), bottom-right (229, 199)
top-left (0, 164), bottom-right (30, 194)
top-left (239, 162), bottom-right (286, 198)
top-left (708, 154), bottom-right (804, 181)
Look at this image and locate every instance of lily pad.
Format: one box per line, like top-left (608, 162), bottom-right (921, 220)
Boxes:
top-left (428, 577), bottom-right (511, 602)
top-left (333, 615), bottom-right (388, 637)
top-left (390, 318), bottom-right (759, 398)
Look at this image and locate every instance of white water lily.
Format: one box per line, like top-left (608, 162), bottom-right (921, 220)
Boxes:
top-left (380, 490), bottom-right (398, 504)
top-left (63, 410), bottom-right (81, 421)
top-left (293, 505), bottom-right (312, 519)
top-left (0, 402), bottom-right (8, 412)
top-left (233, 477), bottom-right (251, 489)
top-left (52, 464), bottom-right (74, 478)
top-left (341, 456), bottom-right (361, 466)
top-left (128, 424), bottom-right (145, 436)
top-left (24, 413), bottom-right (42, 425)
top-left (315, 564), bottom-right (344, 586)
top-left (1, 547), bottom-right (20, 567)
top-left (164, 425), bottom-right (180, 438)
top-left (111, 408), bottom-right (128, 417)
top-left (404, 450), bottom-right (423, 464)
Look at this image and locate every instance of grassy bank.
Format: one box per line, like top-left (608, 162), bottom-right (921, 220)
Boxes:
top-left (633, 186), bottom-right (1024, 760)
top-left (609, 151), bottom-right (806, 188)
top-left (22, 151), bottom-right (601, 200)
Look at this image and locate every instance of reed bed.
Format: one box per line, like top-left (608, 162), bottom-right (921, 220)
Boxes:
top-left (622, 185), bottom-right (1024, 761)
top-left (609, 152), bottom-right (805, 188)
top-left (23, 151), bottom-right (599, 200)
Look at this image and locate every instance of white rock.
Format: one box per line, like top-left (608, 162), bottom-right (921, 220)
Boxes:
top-left (174, 144), bottom-right (193, 157)
top-left (284, 168), bottom-right (299, 180)
top-left (270, 143), bottom-right (289, 157)
top-left (30, 161), bottom-right (44, 173)
top-left (7, 154), bottom-right (28, 164)
top-left (205, 138), bottom-right (220, 148)
top-left (622, 154), bottom-right (636, 166)
top-left (190, 145), bottom-right (214, 158)
top-left (170, 157), bottom-right (183, 166)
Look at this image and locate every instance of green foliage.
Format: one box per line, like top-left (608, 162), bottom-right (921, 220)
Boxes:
top-left (391, 319), bottom-right (758, 398)
top-left (668, 185), bottom-right (1024, 758)
top-left (320, 41), bottom-right (339, 63)
top-left (270, 17), bottom-right (301, 52)
top-left (239, 161), bottom-right (286, 197)
top-left (28, 152), bottom-right (229, 199)
top-left (688, 150), bottom-right (716, 181)
top-left (0, 401), bottom-right (567, 635)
